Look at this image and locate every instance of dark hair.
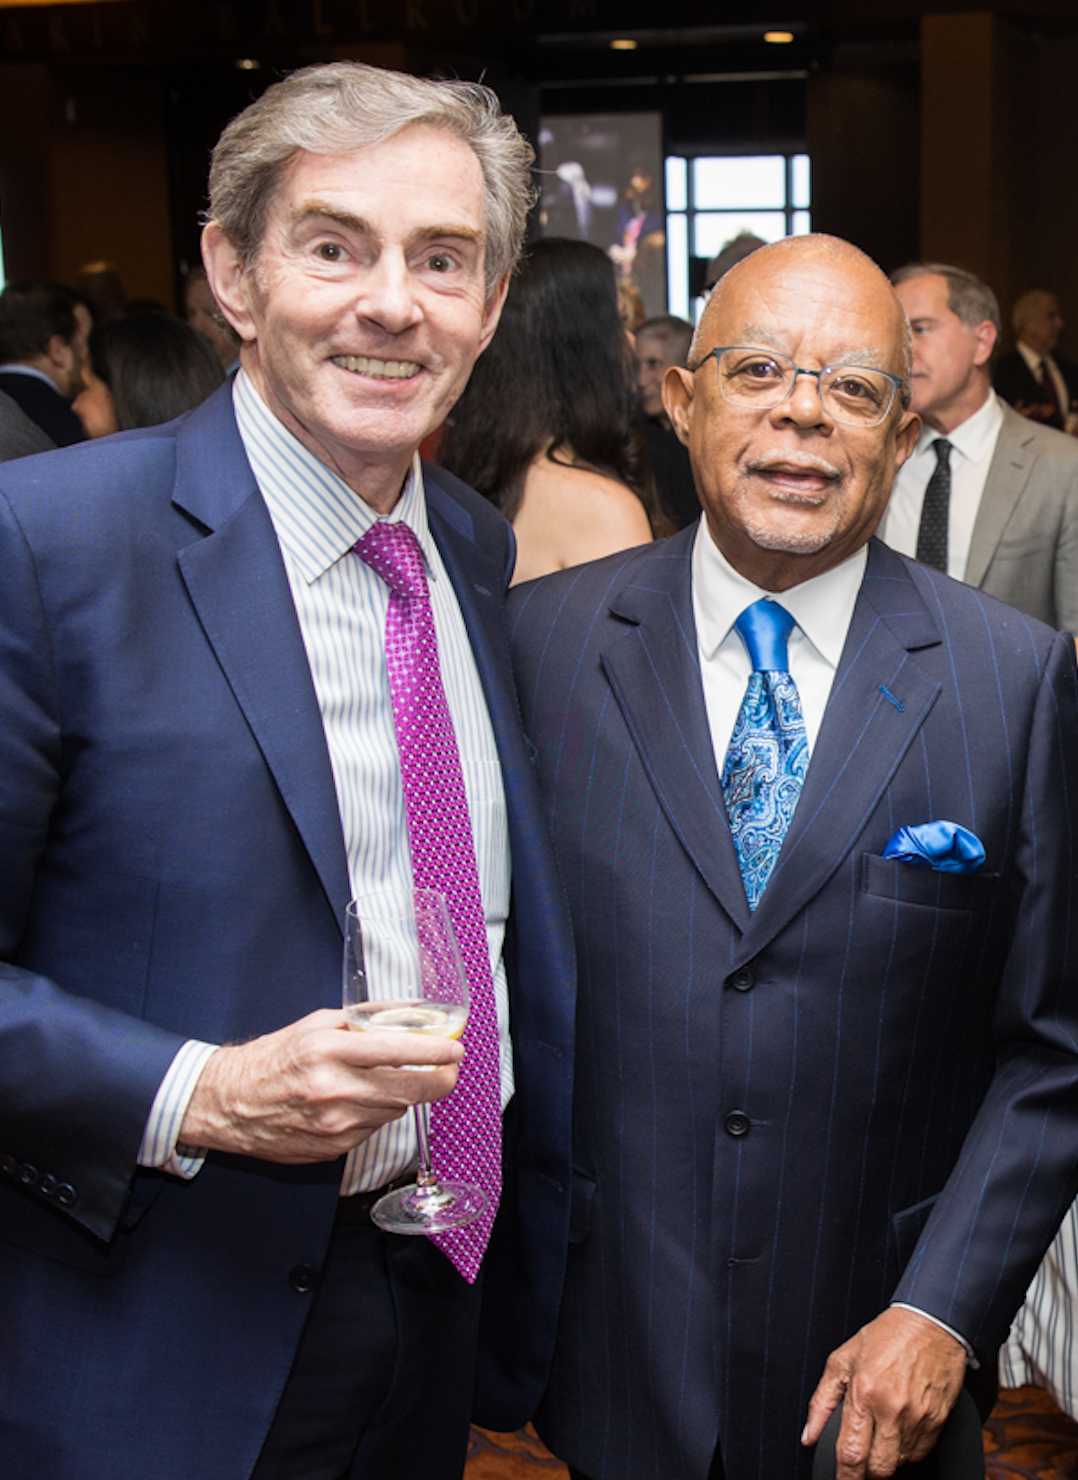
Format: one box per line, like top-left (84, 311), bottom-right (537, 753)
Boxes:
top-left (0, 281), bottom-right (84, 361)
top-left (88, 312), bottom-right (225, 431)
top-left (440, 237), bottom-right (661, 526)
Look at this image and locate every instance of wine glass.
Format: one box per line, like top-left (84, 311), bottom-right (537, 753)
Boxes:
top-left (343, 886), bottom-right (487, 1233)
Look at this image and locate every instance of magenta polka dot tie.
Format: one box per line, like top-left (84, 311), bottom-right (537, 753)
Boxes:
top-left (354, 519), bottom-right (501, 1282)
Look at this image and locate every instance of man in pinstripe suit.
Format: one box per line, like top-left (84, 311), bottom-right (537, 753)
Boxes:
top-left (509, 235), bottom-right (1078, 1480)
top-left (0, 65), bottom-right (574, 1480)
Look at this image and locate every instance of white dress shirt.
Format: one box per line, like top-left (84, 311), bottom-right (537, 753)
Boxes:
top-left (691, 517), bottom-right (866, 769)
top-left (878, 391), bottom-right (1004, 580)
top-left (139, 372), bottom-right (513, 1193)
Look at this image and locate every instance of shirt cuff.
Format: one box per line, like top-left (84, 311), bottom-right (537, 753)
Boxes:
top-left (890, 1303), bottom-right (980, 1369)
top-left (137, 1040), bottom-right (220, 1180)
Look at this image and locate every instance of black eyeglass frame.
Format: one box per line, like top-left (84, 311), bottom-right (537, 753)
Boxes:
top-left (697, 345), bottom-right (904, 428)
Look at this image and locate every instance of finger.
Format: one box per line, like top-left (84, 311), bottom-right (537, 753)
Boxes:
top-left (802, 1363), bottom-right (850, 1446)
top-left (334, 1027), bottom-right (465, 1070)
top-left (834, 1399), bottom-right (875, 1480)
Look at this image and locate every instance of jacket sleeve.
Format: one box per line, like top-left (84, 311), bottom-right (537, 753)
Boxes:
top-left (0, 489), bottom-right (185, 1243)
top-left (892, 628), bottom-right (1078, 1357)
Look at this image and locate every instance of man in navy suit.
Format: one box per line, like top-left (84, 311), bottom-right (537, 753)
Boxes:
top-left (0, 63), bottom-right (573, 1480)
top-left (509, 236), bottom-right (1078, 1480)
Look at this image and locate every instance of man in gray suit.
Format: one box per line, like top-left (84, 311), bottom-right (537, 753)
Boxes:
top-left (0, 387), bottom-right (54, 462)
top-left (880, 262), bottom-right (1078, 635)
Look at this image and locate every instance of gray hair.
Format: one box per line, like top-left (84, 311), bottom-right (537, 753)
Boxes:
top-left (890, 261), bottom-right (1002, 339)
top-left (208, 62), bottom-right (535, 298)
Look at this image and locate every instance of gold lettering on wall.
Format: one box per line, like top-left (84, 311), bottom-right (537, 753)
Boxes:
top-left (48, 15), bottom-right (71, 52)
top-left (312, 0), bottom-right (333, 36)
top-left (358, 0), bottom-right (377, 31)
top-left (405, 0), bottom-right (428, 30)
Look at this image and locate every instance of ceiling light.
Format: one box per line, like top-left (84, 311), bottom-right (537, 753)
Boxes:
top-left (610, 38), bottom-right (638, 51)
top-left (235, 58), bottom-right (262, 70)
top-left (764, 31), bottom-right (794, 44)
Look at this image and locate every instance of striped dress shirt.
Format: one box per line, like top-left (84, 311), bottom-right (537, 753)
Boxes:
top-left (139, 371), bottom-right (512, 1192)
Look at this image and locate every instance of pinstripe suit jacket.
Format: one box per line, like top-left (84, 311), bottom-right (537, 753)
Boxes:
top-left (508, 530), bottom-right (1078, 1480)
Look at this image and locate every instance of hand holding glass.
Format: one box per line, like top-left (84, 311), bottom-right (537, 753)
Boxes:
top-left (343, 887), bottom-right (487, 1233)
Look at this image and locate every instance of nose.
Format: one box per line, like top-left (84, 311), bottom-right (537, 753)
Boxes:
top-left (356, 248), bottom-right (423, 335)
top-left (773, 367), bottom-right (832, 428)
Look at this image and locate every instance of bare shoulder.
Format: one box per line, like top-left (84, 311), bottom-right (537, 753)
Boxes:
top-left (510, 452), bottom-right (652, 584)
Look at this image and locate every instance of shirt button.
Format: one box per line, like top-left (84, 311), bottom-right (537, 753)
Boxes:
top-left (730, 967), bottom-right (756, 992)
top-left (724, 1111), bottom-right (751, 1138)
top-left (289, 1264), bottom-right (319, 1294)
top-left (56, 1183), bottom-right (78, 1207)
top-left (38, 1174), bottom-right (58, 1197)
top-left (0, 1153), bottom-right (17, 1176)
top-left (16, 1163), bottom-right (39, 1188)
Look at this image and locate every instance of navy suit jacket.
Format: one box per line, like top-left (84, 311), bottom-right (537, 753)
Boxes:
top-left (509, 530), bottom-right (1078, 1480)
top-left (0, 384), bottom-right (574, 1478)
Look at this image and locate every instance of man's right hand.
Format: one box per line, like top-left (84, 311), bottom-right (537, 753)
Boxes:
top-left (177, 1009), bottom-right (463, 1162)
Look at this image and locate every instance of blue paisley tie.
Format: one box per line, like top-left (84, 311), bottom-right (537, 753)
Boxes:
top-left (721, 599), bottom-right (808, 911)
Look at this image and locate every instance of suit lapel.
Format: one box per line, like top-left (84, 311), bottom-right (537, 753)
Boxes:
top-left (965, 404), bottom-right (1036, 589)
top-left (598, 533), bottom-right (753, 932)
top-left (744, 540), bottom-right (942, 951)
top-left (171, 388), bottom-right (351, 929)
top-left (424, 472), bottom-right (518, 748)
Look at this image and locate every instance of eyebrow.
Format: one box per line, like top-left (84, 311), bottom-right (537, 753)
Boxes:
top-left (289, 201), bottom-right (484, 245)
top-left (738, 325), bottom-right (889, 368)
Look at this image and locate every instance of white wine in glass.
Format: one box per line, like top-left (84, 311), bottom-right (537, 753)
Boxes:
top-left (343, 887), bottom-right (486, 1234)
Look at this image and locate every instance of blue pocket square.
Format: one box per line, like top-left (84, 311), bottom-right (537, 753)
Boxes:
top-left (882, 821), bottom-right (985, 873)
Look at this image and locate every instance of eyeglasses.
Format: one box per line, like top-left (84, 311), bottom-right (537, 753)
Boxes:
top-left (698, 346), bottom-right (903, 428)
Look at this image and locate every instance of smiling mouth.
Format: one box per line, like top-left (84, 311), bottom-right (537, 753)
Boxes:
top-left (331, 355), bottom-right (421, 380)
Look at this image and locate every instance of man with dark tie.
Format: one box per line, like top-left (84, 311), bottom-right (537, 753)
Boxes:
top-left (0, 63), bottom-right (573, 1480)
top-left (994, 289), bottom-right (1078, 434)
top-left (880, 262), bottom-right (1078, 636)
top-left (508, 235), bottom-right (1078, 1480)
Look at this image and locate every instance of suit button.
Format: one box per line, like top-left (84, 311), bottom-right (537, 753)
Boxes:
top-left (56, 1183), bottom-right (78, 1207)
top-left (0, 1154), bottom-right (16, 1176)
top-left (38, 1174), bottom-right (57, 1197)
top-left (289, 1264), bottom-right (319, 1294)
top-left (724, 1111), bottom-right (750, 1138)
top-left (16, 1163), bottom-right (39, 1188)
top-left (730, 967), bottom-right (755, 992)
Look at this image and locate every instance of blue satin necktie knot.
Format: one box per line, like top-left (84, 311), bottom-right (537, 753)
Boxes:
top-left (735, 597), bottom-right (796, 673)
top-left (722, 599), bottom-right (808, 911)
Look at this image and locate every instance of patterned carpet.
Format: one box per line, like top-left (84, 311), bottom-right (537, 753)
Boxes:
top-left (465, 1388), bottom-right (1078, 1479)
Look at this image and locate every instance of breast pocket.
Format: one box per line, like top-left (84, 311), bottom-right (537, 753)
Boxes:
top-left (860, 853), bottom-right (999, 911)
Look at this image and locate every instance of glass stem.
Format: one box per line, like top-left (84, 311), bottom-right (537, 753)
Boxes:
top-left (412, 1103), bottom-right (437, 1189)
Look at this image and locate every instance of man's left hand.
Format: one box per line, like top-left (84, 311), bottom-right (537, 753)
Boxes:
top-left (801, 1307), bottom-right (968, 1478)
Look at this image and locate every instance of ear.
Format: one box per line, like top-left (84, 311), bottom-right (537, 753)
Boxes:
top-left (892, 409), bottom-right (922, 472)
top-left (971, 319), bottom-right (998, 370)
top-left (201, 222), bottom-right (258, 343)
top-left (476, 271), bottom-right (511, 356)
top-left (43, 333), bottom-right (73, 373)
top-left (663, 364), bottom-right (696, 445)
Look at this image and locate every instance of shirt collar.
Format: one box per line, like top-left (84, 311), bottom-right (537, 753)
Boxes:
top-left (232, 369), bottom-right (433, 584)
top-left (0, 363), bottom-right (63, 392)
top-left (911, 388), bottom-right (1003, 466)
top-left (1017, 341), bottom-right (1047, 375)
top-left (692, 516), bottom-right (866, 672)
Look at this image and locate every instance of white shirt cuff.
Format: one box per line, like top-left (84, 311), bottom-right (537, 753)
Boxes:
top-left (890, 1303), bottom-right (980, 1368)
top-left (137, 1040), bottom-right (220, 1179)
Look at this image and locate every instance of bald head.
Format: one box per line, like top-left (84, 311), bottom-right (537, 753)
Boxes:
top-left (690, 235), bottom-right (912, 403)
top-left (1013, 289), bottom-right (1063, 356)
top-left (663, 233), bottom-right (920, 592)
